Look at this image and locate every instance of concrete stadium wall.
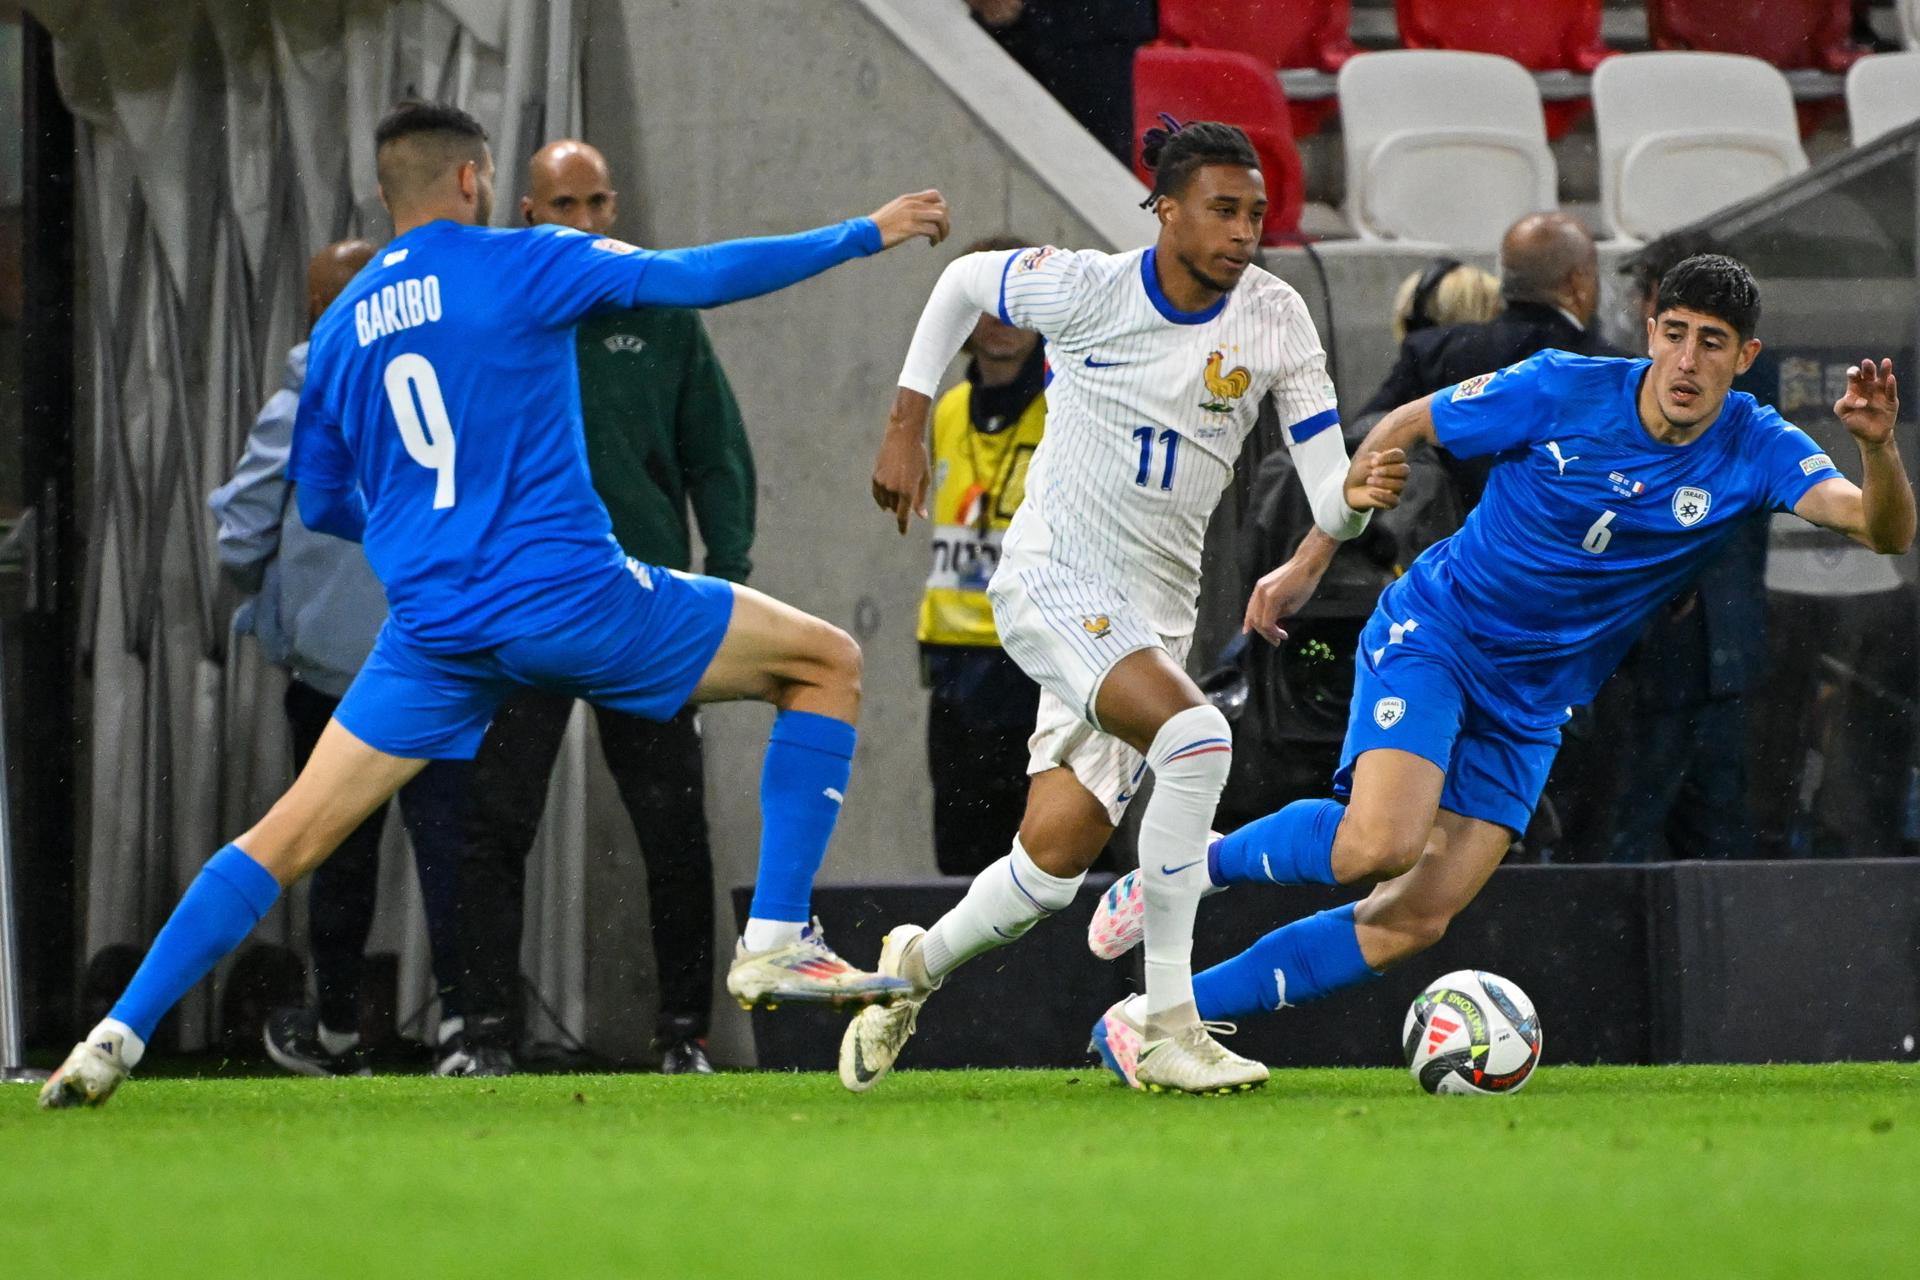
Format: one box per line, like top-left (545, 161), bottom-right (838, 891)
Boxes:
top-left (573, 0), bottom-right (1153, 1060)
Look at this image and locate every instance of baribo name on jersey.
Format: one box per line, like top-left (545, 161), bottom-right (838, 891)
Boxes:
top-left (354, 275), bottom-right (444, 347)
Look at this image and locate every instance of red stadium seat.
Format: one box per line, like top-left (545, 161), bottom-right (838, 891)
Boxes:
top-left (1647, 0), bottom-right (1865, 73)
top-left (1156, 0), bottom-right (1355, 137)
top-left (1647, 0), bottom-right (1868, 135)
top-left (1133, 46), bottom-right (1306, 245)
top-left (1395, 0), bottom-right (1614, 138)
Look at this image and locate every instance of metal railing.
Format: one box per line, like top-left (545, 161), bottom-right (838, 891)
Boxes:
top-left (0, 513), bottom-right (49, 1083)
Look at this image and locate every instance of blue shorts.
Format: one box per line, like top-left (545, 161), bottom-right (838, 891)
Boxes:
top-left (334, 563), bottom-right (735, 759)
top-left (1332, 605), bottom-right (1565, 836)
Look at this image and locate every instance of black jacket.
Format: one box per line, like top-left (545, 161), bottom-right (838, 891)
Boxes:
top-left (1362, 301), bottom-right (1624, 508)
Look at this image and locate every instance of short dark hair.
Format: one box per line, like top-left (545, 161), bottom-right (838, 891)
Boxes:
top-left (374, 100), bottom-right (490, 205)
top-left (1654, 253), bottom-right (1762, 340)
top-left (1622, 228), bottom-right (1728, 303)
top-left (1138, 117), bottom-right (1260, 209)
top-left (374, 99), bottom-right (488, 150)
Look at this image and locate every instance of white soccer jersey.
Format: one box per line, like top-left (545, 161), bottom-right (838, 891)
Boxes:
top-left (899, 245), bottom-right (1359, 638)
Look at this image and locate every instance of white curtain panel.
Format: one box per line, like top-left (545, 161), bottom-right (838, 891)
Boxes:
top-left (26, 0), bottom-right (586, 1051)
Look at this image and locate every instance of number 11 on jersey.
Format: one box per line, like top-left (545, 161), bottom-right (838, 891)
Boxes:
top-left (1133, 426), bottom-right (1179, 491)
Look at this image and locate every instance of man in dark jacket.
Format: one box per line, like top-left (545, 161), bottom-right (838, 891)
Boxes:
top-left (1361, 211), bottom-right (1621, 507)
top-left (448, 140), bottom-right (755, 1077)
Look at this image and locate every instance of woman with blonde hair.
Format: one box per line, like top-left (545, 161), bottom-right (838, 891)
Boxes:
top-left (1390, 257), bottom-right (1501, 340)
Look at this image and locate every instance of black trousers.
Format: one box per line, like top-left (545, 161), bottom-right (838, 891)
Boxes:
top-left (1605, 697), bottom-right (1750, 862)
top-left (458, 691), bottom-right (715, 1038)
top-left (284, 679), bottom-right (468, 1033)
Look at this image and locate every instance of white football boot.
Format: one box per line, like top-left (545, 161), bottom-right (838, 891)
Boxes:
top-left (726, 919), bottom-right (911, 1010)
top-left (38, 1022), bottom-right (139, 1110)
top-left (838, 925), bottom-right (939, 1093)
top-left (1133, 1017), bottom-right (1269, 1096)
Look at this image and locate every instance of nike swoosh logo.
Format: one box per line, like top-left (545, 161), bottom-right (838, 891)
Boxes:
top-left (1084, 356), bottom-right (1129, 368)
top-left (1160, 859), bottom-right (1204, 876)
top-left (851, 1035), bottom-right (879, 1085)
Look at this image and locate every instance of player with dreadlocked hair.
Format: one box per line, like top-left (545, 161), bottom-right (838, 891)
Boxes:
top-left (851, 119), bottom-right (1408, 1096)
top-left (1137, 115), bottom-right (1260, 212)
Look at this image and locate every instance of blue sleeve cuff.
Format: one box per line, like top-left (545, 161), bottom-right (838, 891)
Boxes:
top-left (855, 217), bottom-right (883, 255)
top-left (1289, 408), bottom-right (1341, 444)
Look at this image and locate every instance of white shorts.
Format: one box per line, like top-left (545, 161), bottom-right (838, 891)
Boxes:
top-left (988, 553), bottom-right (1192, 826)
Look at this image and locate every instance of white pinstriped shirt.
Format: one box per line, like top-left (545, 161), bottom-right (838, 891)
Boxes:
top-left (899, 245), bottom-right (1359, 639)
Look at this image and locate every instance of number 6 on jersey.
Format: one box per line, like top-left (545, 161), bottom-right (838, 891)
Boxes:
top-left (1581, 509), bottom-right (1615, 554)
top-left (384, 352), bottom-right (457, 509)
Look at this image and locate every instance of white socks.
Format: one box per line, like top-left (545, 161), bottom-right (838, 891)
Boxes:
top-left (921, 838), bottom-right (1085, 981)
top-left (742, 918), bottom-right (808, 952)
top-left (89, 1017), bottom-right (145, 1069)
top-left (1138, 705), bottom-right (1234, 1023)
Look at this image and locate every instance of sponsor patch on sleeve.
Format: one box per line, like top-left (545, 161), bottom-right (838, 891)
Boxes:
top-left (591, 236), bottom-right (640, 256)
top-left (1016, 246), bottom-right (1056, 273)
top-left (1801, 453), bottom-right (1834, 476)
top-left (1451, 372), bottom-right (1494, 401)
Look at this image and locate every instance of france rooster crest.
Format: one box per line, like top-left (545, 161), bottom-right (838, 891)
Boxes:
top-left (1199, 349), bottom-right (1252, 414)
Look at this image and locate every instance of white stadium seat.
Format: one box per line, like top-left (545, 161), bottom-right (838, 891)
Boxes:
top-left (1591, 53), bottom-right (1809, 243)
top-left (1847, 52), bottom-right (1920, 147)
top-left (1337, 50), bottom-right (1557, 253)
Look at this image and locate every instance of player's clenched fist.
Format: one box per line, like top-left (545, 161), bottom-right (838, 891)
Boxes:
top-left (1835, 358), bottom-right (1899, 447)
top-left (1343, 446), bottom-right (1410, 511)
top-left (870, 190), bottom-right (951, 249)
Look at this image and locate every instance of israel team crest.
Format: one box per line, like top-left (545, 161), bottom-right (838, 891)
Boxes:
top-left (1373, 697), bottom-right (1406, 729)
top-left (1671, 486), bottom-right (1711, 527)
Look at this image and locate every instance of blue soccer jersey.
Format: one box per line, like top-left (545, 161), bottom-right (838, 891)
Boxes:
top-left (289, 216), bottom-right (881, 651)
top-left (1387, 349), bottom-right (1842, 713)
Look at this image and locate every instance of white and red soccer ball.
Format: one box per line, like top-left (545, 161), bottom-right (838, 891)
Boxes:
top-left (1402, 970), bottom-right (1543, 1096)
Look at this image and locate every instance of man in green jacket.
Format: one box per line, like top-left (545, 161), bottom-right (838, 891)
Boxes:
top-left (445, 140), bottom-right (753, 1077)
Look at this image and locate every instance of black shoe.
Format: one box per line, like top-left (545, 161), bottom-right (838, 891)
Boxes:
top-left (435, 1013), bottom-right (517, 1078)
top-left (655, 1017), bottom-right (714, 1075)
top-left (263, 1006), bottom-right (370, 1078)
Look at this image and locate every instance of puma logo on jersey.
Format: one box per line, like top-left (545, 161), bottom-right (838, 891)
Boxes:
top-left (1544, 441), bottom-right (1579, 475)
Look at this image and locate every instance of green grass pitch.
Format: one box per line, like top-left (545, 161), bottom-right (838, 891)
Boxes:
top-left (5, 1064), bottom-right (1916, 1278)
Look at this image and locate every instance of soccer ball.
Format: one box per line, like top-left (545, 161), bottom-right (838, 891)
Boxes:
top-left (1401, 970), bottom-right (1542, 1096)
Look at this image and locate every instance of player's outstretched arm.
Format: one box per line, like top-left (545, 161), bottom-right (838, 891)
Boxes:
top-left (875, 249), bottom-right (1017, 534)
top-left (1795, 358), bottom-right (1915, 554)
top-left (1343, 395), bottom-right (1431, 511)
top-left (601, 191), bottom-right (950, 314)
top-left (1242, 400), bottom-right (1423, 645)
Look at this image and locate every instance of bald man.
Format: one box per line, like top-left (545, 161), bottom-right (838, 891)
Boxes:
top-left (209, 239), bottom-right (472, 1079)
top-left (1361, 211), bottom-right (1622, 506)
top-left (446, 140), bottom-right (756, 1076)
top-left (435, 142), bottom-right (756, 1082)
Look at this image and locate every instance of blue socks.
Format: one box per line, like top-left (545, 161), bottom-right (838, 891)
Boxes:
top-left (746, 710), bottom-right (856, 923)
top-left (1207, 798), bottom-right (1344, 887)
top-left (109, 844), bottom-right (283, 1042)
top-left (1192, 903), bottom-right (1380, 1021)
